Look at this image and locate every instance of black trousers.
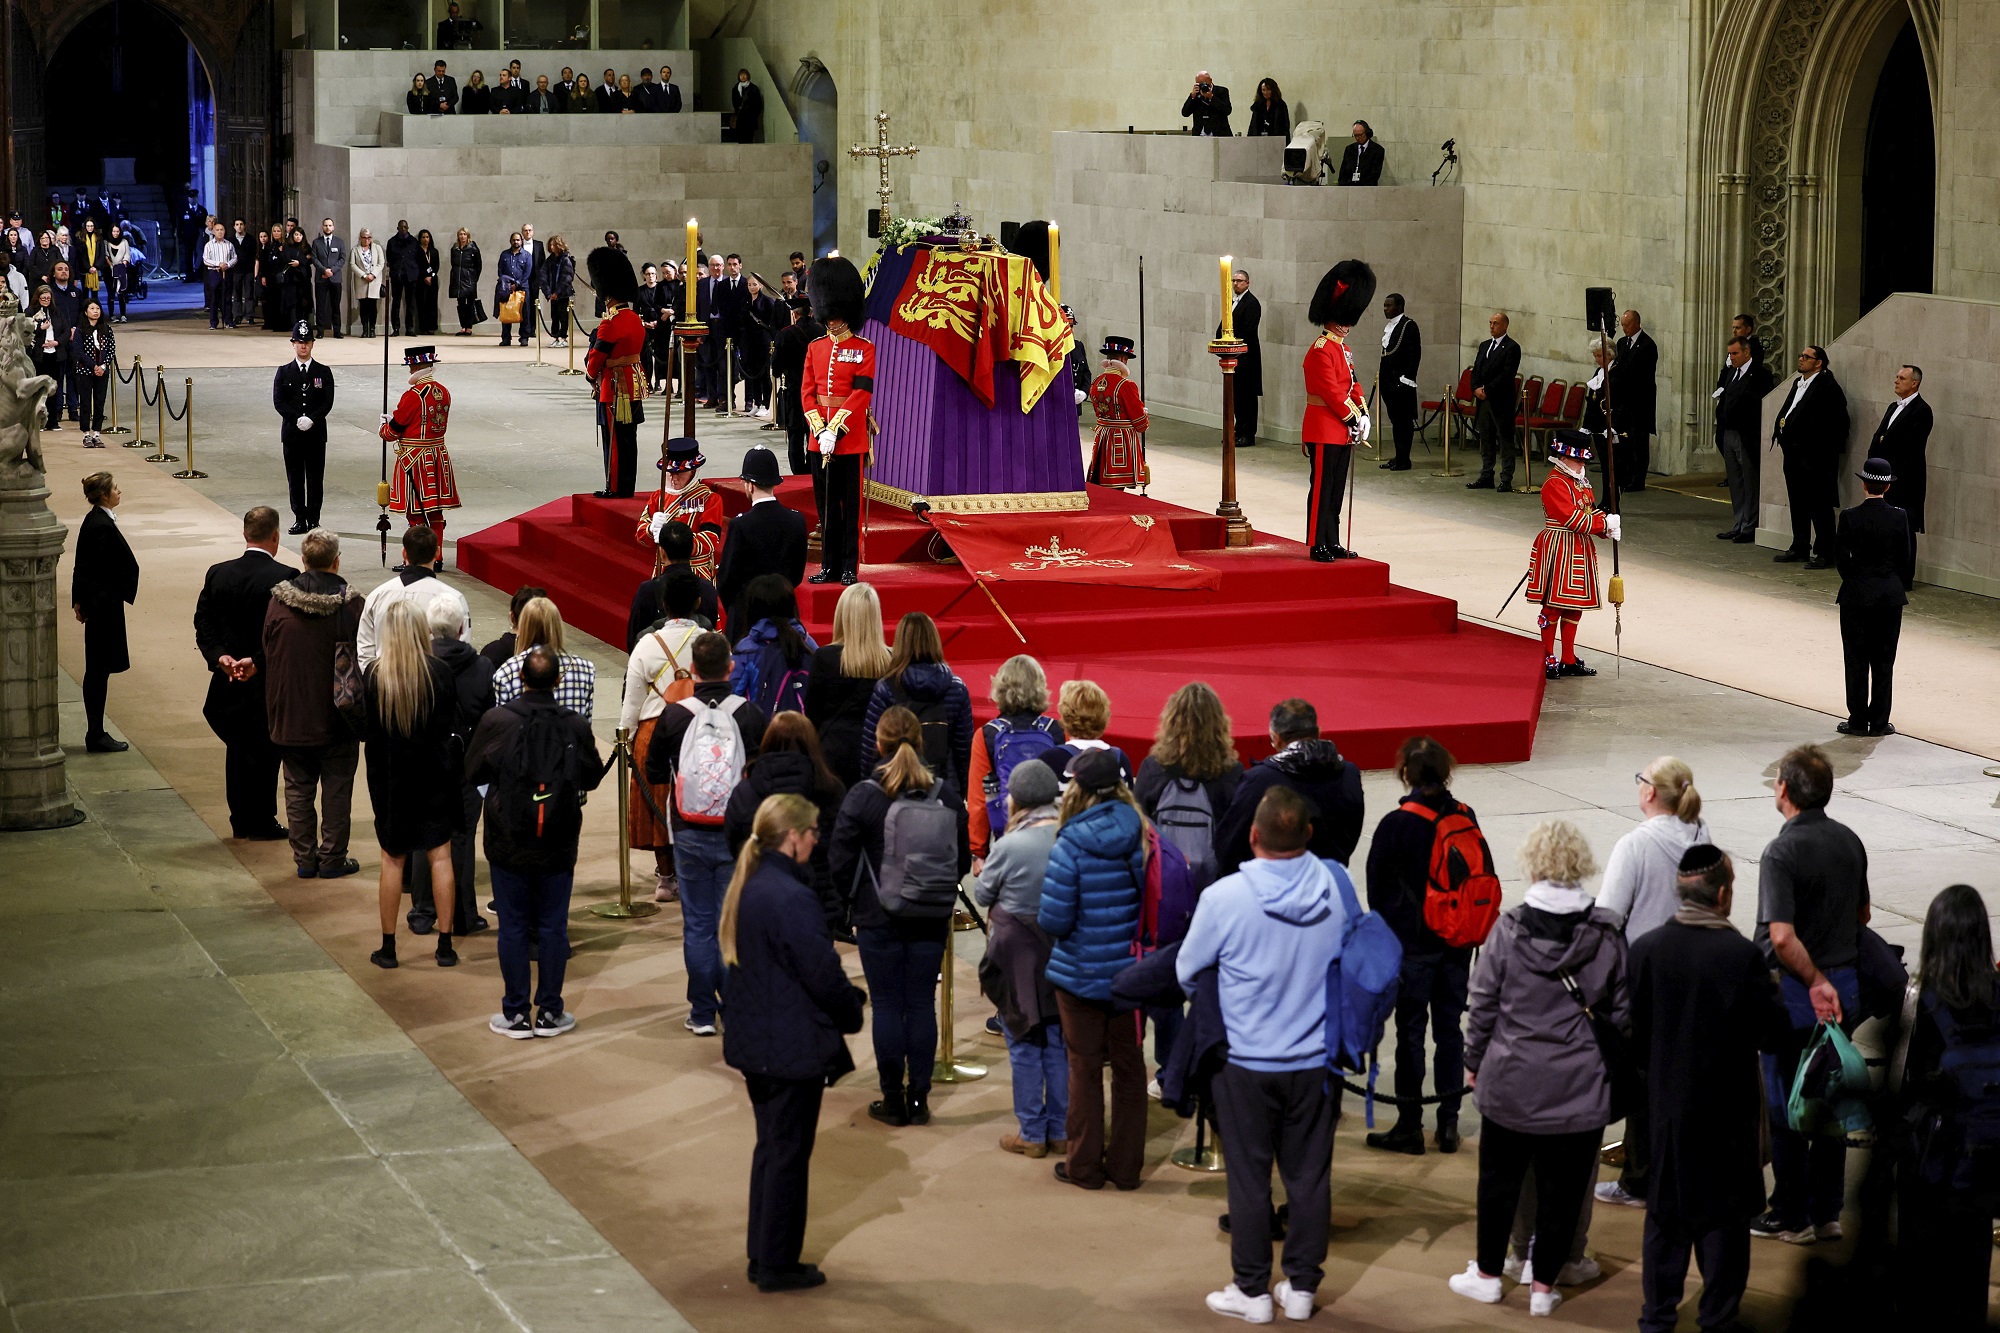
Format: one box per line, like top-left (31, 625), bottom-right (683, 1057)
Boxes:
top-left (1839, 603), bottom-right (1901, 730)
top-left (784, 394), bottom-right (811, 476)
top-left (1476, 1118), bottom-right (1601, 1280)
top-left (1382, 382), bottom-right (1417, 464)
top-left (1639, 1210), bottom-right (1752, 1333)
top-left (1211, 1062), bottom-right (1334, 1297)
top-left (204, 269), bottom-right (231, 326)
top-left (1618, 1087), bottom-right (1651, 1196)
top-left (599, 403), bottom-right (638, 497)
top-left (82, 664), bottom-right (112, 739)
top-left (1237, 389), bottom-right (1260, 445)
top-left (314, 277), bottom-right (342, 334)
top-left (220, 715), bottom-right (282, 835)
top-left (1305, 443), bottom-right (1352, 551)
top-left (407, 782), bottom-right (481, 933)
top-left (1390, 948), bottom-right (1470, 1129)
top-left (1896, 1179), bottom-right (1995, 1329)
top-left (283, 434), bottom-right (326, 525)
top-left (744, 1073), bottom-right (823, 1272)
top-left (359, 297), bottom-right (379, 337)
top-left (78, 372), bottom-right (109, 432)
top-left (1782, 450), bottom-right (1837, 557)
top-left (388, 278), bottom-right (405, 333)
top-left (1475, 399), bottom-right (1517, 486)
top-left (819, 452), bottom-right (863, 575)
top-left (1616, 429), bottom-right (1651, 489)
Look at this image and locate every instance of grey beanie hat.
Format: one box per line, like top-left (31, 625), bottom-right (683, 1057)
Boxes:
top-left (1007, 757), bottom-right (1061, 808)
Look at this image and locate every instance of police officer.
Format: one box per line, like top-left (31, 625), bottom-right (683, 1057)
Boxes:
top-left (1834, 457), bottom-right (1915, 737)
top-left (273, 320), bottom-right (335, 533)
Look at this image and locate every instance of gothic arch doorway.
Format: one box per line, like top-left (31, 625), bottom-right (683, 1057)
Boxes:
top-left (791, 57), bottom-right (838, 259)
top-left (1858, 20), bottom-right (1934, 314)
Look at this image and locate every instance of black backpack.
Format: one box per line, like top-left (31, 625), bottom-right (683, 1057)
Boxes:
top-left (490, 706), bottom-right (585, 852)
top-left (891, 676), bottom-right (956, 777)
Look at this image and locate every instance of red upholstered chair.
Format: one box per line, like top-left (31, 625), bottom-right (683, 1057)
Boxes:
top-left (1419, 367), bottom-right (1474, 445)
top-left (1511, 375), bottom-right (1543, 489)
top-left (1524, 378), bottom-right (1570, 458)
top-left (1558, 381), bottom-right (1587, 427)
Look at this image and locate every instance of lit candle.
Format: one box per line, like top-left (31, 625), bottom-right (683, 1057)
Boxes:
top-left (684, 219), bottom-right (698, 317)
top-left (1048, 221), bottom-right (1061, 302)
top-left (1220, 255), bottom-right (1234, 340)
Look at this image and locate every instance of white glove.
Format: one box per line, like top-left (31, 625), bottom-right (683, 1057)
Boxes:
top-left (380, 412), bottom-right (392, 424)
top-left (816, 429), bottom-right (837, 456)
top-left (1074, 388), bottom-right (1087, 406)
top-left (648, 511), bottom-right (670, 542)
top-left (1399, 376), bottom-right (1418, 389)
top-left (1353, 413), bottom-right (1372, 443)
top-left (296, 415), bottom-right (313, 430)
top-left (1605, 514), bottom-right (1622, 542)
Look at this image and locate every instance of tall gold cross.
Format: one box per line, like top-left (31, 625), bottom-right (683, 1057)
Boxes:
top-left (849, 110), bottom-right (920, 223)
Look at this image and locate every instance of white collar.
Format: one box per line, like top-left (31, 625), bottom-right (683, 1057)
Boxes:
top-left (293, 356), bottom-right (313, 370)
top-left (750, 493), bottom-right (777, 505)
top-left (1795, 370), bottom-right (1818, 392)
top-left (1891, 391), bottom-right (1920, 411)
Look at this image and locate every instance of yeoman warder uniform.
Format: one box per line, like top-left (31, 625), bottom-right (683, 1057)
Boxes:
top-left (378, 345), bottom-right (461, 556)
top-left (1301, 259), bottom-right (1375, 560)
top-left (637, 437), bottom-right (725, 580)
top-left (1527, 430), bottom-right (1621, 680)
top-left (1087, 336), bottom-right (1149, 490)
top-left (584, 246), bottom-right (648, 499)
top-left (274, 320), bottom-right (335, 534)
top-left (800, 256), bottom-right (874, 586)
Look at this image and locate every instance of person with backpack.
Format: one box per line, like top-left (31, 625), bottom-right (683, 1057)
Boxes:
top-left (1893, 882), bottom-right (2000, 1328)
top-left (1363, 736), bottom-right (1493, 1157)
top-left (1033, 679), bottom-right (1132, 790)
top-left (621, 567), bottom-right (707, 903)
top-left (1178, 787), bottom-right (1350, 1324)
top-left (1133, 681), bottom-right (1242, 892)
top-left (730, 574), bottom-right (819, 716)
top-left (1038, 748), bottom-right (1150, 1191)
top-left (1629, 846), bottom-right (1791, 1333)
top-left (1451, 819), bottom-right (1628, 1318)
top-left (645, 630), bottom-right (769, 1036)
top-left (1593, 756), bottom-right (1710, 1209)
top-left (404, 596), bottom-right (495, 938)
top-left (724, 712), bottom-right (847, 932)
top-left (1214, 698), bottom-right (1364, 876)
top-left (974, 760), bottom-right (1067, 1158)
top-left (967, 653), bottom-right (1065, 863)
top-left (361, 600), bottom-right (464, 970)
top-left (466, 645), bottom-right (604, 1037)
top-left (829, 705), bottom-right (971, 1128)
top-left (859, 612), bottom-right (974, 792)
top-left (805, 581), bottom-right (892, 788)
top-left (491, 596), bottom-right (595, 716)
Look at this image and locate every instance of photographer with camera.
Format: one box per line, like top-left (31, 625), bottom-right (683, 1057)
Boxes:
top-left (1182, 72), bottom-right (1234, 137)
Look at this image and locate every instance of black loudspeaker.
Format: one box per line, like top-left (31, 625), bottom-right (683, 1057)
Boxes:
top-left (999, 220), bottom-right (1022, 251)
top-left (868, 209), bottom-right (882, 239)
top-left (1585, 287), bottom-right (1617, 333)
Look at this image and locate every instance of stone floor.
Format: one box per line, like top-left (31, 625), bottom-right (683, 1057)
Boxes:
top-left (8, 310), bottom-right (1998, 1330)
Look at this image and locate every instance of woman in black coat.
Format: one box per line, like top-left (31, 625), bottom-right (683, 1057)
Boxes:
top-left (71, 472), bottom-right (138, 751)
top-left (261, 227), bottom-right (289, 331)
top-left (449, 228), bottom-right (483, 334)
top-left (720, 791), bottom-right (866, 1294)
top-left (460, 71), bottom-right (492, 115)
top-left (282, 227), bottom-right (312, 331)
top-left (414, 230), bottom-right (441, 334)
top-left (28, 285), bottom-right (67, 429)
top-left (542, 236), bottom-right (577, 346)
top-left (1245, 77), bottom-right (1289, 139)
top-left (724, 712), bottom-right (847, 932)
top-left (804, 582), bottom-right (892, 787)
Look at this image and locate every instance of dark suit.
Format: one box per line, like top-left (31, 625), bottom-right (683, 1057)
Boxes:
top-left (631, 80), bottom-right (666, 112)
top-left (274, 357), bottom-right (336, 526)
top-left (731, 80), bottom-right (765, 142)
top-left (772, 316), bottom-right (826, 478)
top-left (716, 499), bottom-right (809, 635)
top-left (385, 231), bottom-right (419, 334)
top-left (1769, 371), bottom-right (1849, 559)
top-left (594, 83), bottom-right (625, 113)
top-left (1180, 85), bottom-right (1233, 136)
top-left (1713, 360), bottom-right (1774, 537)
top-left (1469, 335), bottom-right (1521, 487)
top-left (196, 549), bottom-right (299, 834)
top-left (1337, 140), bottom-right (1384, 186)
top-left (1867, 395), bottom-right (1931, 533)
top-left (72, 506), bottom-right (139, 742)
top-left (1609, 329), bottom-right (1658, 489)
top-left (424, 73), bottom-right (458, 113)
top-left (1218, 291), bottom-right (1262, 444)
top-left (1834, 497), bottom-right (1914, 732)
top-left (1380, 315), bottom-right (1423, 466)
top-left (520, 238), bottom-right (546, 338)
top-left (1245, 98), bottom-right (1288, 139)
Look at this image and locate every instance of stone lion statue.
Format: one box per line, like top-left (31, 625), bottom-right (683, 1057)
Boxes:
top-left (0, 294), bottom-right (54, 483)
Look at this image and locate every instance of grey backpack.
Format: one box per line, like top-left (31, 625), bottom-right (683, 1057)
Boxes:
top-left (858, 781), bottom-right (960, 918)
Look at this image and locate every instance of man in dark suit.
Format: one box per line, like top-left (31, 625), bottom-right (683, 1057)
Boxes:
top-left (425, 61), bottom-right (458, 114)
top-left (519, 222), bottom-right (546, 342)
top-left (1181, 72), bottom-right (1232, 136)
top-left (1218, 267), bottom-right (1262, 446)
top-left (521, 75), bottom-right (559, 114)
top-left (1378, 292), bottom-right (1422, 470)
top-left (1609, 309), bottom-right (1658, 491)
top-left (595, 69), bottom-right (622, 113)
top-left (632, 69), bottom-right (665, 112)
top-left (1337, 122), bottom-right (1385, 185)
top-left (1866, 364), bottom-right (1930, 534)
top-left (730, 70), bottom-right (765, 142)
top-left (1713, 336), bottom-right (1773, 542)
top-left (385, 220), bottom-right (418, 336)
top-left (1465, 311), bottom-right (1522, 491)
top-left (1769, 344), bottom-right (1848, 567)
top-left (1834, 457), bottom-right (1915, 736)
top-left (716, 449), bottom-right (807, 636)
top-left (771, 297), bottom-right (827, 478)
top-left (434, 2), bottom-right (480, 48)
top-left (489, 70), bottom-right (523, 114)
top-left (658, 65), bottom-right (684, 112)
top-left (274, 323), bottom-right (336, 534)
top-left (310, 217), bottom-right (346, 338)
top-left (1731, 312), bottom-right (1765, 368)
top-left (195, 506), bottom-right (299, 839)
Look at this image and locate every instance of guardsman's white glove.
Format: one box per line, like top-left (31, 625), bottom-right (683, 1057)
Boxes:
top-left (297, 415), bottom-right (314, 430)
top-left (817, 428), bottom-right (837, 456)
top-left (1073, 388), bottom-right (1087, 406)
top-left (1353, 413), bottom-right (1372, 443)
top-left (1605, 514), bottom-right (1623, 542)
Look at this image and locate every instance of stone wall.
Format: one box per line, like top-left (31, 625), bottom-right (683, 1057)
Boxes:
top-left (1758, 291), bottom-right (2000, 597)
top-left (1937, 0), bottom-right (2000, 304)
top-left (380, 110), bottom-right (725, 147)
top-left (1055, 132), bottom-right (1463, 443)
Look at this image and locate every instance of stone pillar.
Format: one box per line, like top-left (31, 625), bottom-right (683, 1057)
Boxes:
top-left (0, 292), bottom-right (75, 829)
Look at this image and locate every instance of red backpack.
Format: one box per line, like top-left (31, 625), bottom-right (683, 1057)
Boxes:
top-left (1400, 800), bottom-right (1501, 949)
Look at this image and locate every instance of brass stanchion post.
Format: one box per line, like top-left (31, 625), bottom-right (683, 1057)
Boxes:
top-left (104, 360), bottom-right (128, 435)
top-left (1170, 1097), bottom-right (1225, 1172)
top-left (529, 297), bottom-right (549, 369)
top-left (1209, 337), bottom-right (1254, 547)
top-left (559, 313), bottom-right (583, 376)
top-left (1432, 374), bottom-right (1464, 478)
top-left (593, 728), bottom-right (661, 920)
top-left (932, 905), bottom-right (988, 1083)
top-left (145, 370), bottom-right (178, 463)
top-left (172, 378), bottom-right (206, 478)
top-left (722, 337), bottom-right (736, 416)
top-left (124, 355), bottom-right (150, 449)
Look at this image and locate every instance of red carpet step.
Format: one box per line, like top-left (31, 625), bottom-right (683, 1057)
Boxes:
top-left (456, 480), bottom-right (1546, 767)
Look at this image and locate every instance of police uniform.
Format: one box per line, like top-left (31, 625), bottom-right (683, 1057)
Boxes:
top-left (584, 246), bottom-right (648, 498)
top-left (1300, 261), bottom-right (1376, 559)
top-left (1087, 336), bottom-right (1149, 489)
top-left (273, 320), bottom-right (335, 533)
top-left (379, 345), bottom-right (461, 544)
top-left (637, 438), bottom-right (725, 580)
top-left (1526, 431), bottom-right (1618, 679)
top-left (801, 256), bottom-right (874, 584)
top-left (1834, 458), bottom-right (1916, 736)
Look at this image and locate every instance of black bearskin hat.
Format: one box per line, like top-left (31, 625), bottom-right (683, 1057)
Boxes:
top-left (1308, 259), bottom-right (1377, 328)
top-left (586, 246), bottom-right (639, 307)
top-left (810, 255), bottom-right (867, 330)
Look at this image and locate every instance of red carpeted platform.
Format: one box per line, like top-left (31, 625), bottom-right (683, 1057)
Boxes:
top-left (456, 479), bottom-right (1546, 767)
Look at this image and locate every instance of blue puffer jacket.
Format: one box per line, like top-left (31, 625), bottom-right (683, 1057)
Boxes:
top-left (1038, 801), bottom-right (1147, 1000)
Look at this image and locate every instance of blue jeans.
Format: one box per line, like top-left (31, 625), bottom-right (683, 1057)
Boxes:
top-left (1762, 967), bottom-right (1861, 1228)
top-left (674, 826), bottom-right (734, 1025)
top-left (492, 866), bottom-right (574, 1018)
top-left (857, 924), bottom-right (946, 1096)
top-left (1005, 1022), bottom-right (1069, 1144)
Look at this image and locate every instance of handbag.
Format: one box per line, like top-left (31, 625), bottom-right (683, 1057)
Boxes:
top-left (332, 641), bottom-right (367, 733)
top-left (499, 291), bottom-right (524, 324)
top-left (472, 298), bottom-right (488, 325)
top-left (1786, 1021), bottom-right (1873, 1138)
top-left (1557, 964), bottom-right (1637, 1124)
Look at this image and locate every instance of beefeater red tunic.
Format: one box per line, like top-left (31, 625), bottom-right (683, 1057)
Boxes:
top-left (636, 480), bottom-right (724, 579)
top-left (380, 379), bottom-right (460, 513)
top-left (1526, 467), bottom-right (1609, 610)
top-left (1087, 360), bottom-right (1149, 488)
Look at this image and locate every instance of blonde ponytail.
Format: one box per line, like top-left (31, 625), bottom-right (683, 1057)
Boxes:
top-left (719, 792), bottom-right (822, 966)
top-left (1643, 756), bottom-right (1702, 825)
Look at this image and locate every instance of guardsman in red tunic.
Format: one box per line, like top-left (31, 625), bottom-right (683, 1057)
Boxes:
top-left (800, 255), bottom-right (873, 586)
top-left (584, 246), bottom-right (647, 498)
top-left (1301, 259), bottom-right (1376, 560)
top-left (379, 345), bottom-right (460, 560)
top-left (637, 437), bottom-right (725, 579)
top-left (1527, 429), bottom-right (1622, 679)
top-left (1087, 335), bottom-right (1150, 490)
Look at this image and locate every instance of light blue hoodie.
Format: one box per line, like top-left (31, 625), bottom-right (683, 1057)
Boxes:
top-left (1176, 853), bottom-right (1349, 1072)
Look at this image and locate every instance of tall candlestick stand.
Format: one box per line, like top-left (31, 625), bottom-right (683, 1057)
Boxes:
top-left (1209, 337), bottom-right (1254, 547)
top-left (675, 320), bottom-right (707, 439)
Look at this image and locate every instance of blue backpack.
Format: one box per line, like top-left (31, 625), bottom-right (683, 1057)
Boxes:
top-left (1322, 858), bottom-right (1404, 1125)
top-left (735, 626), bottom-right (811, 717)
top-left (981, 715), bottom-right (1059, 834)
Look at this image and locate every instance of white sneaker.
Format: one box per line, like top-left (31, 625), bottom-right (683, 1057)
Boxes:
top-left (1447, 1263), bottom-right (1503, 1304)
top-left (1595, 1180), bottom-right (1645, 1207)
top-left (1555, 1256), bottom-right (1601, 1285)
top-left (1272, 1279), bottom-right (1314, 1321)
top-left (685, 1017), bottom-right (718, 1037)
top-left (1149, 1078), bottom-right (1164, 1102)
top-left (1205, 1284), bottom-right (1273, 1324)
top-left (1530, 1289), bottom-right (1563, 1317)
top-left (1502, 1255), bottom-right (1526, 1282)
top-left (753, 406), bottom-right (771, 419)
top-left (489, 1012), bottom-right (533, 1039)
